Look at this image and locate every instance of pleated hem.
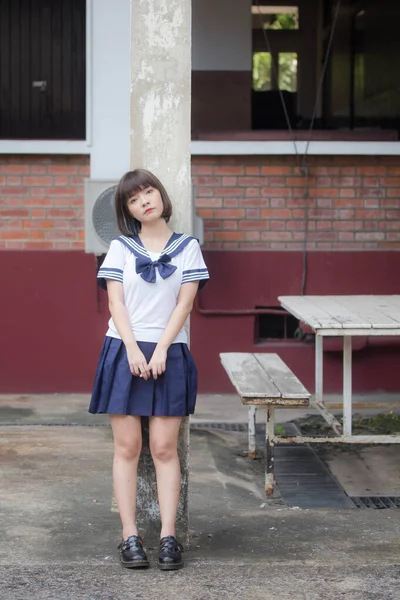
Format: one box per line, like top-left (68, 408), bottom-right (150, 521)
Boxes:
top-left (88, 338), bottom-right (198, 417)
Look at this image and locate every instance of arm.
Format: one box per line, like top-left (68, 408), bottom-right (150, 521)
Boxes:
top-left (148, 281), bottom-right (199, 379)
top-left (107, 280), bottom-right (150, 379)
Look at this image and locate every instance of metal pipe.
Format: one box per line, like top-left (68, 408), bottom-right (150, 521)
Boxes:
top-left (195, 297), bottom-right (400, 352)
top-left (194, 294), bottom-right (287, 317)
top-left (313, 399), bottom-right (343, 436)
top-left (273, 434), bottom-right (400, 445)
top-left (325, 401), bottom-right (400, 410)
top-left (323, 336), bottom-right (400, 352)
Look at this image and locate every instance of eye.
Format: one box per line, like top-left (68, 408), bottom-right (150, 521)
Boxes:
top-left (146, 188), bottom-right (153, 195)
top-left (128, 196), bottom-right (137, 204)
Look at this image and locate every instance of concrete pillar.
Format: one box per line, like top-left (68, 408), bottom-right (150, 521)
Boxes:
top-left (130, 0), bottom-right (192, 547)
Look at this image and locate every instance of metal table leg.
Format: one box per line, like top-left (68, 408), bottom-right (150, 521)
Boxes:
top-left (313, 333), bottom-right (343, 435)
top-left (315, 334), bottom-right (323, 404)
top-left (248, 405), bottom-right (257, 459)
top-left (343, 336), bottom-right (353, 435)
top-left (265, 407), bottom-right (275, 496)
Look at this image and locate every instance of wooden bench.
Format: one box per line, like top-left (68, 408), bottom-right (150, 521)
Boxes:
top-left (220, 352), bottom-right (311, 496)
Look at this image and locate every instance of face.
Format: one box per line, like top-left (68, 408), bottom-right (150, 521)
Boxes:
top-left (126, 186), bottom-right (164, 224)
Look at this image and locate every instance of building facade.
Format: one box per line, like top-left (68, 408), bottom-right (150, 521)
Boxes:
top-left (1, 0), bottom-right (400, 393)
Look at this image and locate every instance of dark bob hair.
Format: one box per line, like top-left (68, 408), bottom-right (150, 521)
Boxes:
top-left (114, 169), bottom-right (173, 236)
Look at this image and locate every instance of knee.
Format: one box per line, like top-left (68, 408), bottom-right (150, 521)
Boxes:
top-left (150, 441), bottom-right (177, 463)
top-left (115, 440), bottom-right (142, 461)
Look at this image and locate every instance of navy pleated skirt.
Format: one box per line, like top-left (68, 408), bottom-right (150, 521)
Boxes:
top-left (88, 337), bottom-right (198, 417)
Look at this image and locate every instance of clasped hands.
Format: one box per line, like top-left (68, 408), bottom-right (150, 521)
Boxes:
top-left (126, 345), bottom-right (167, 380)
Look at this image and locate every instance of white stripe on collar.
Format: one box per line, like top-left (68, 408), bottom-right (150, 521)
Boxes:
top-left (161, 233), bottom-right (191, 256)
top-left (118, 236), bottom-right (149, 258)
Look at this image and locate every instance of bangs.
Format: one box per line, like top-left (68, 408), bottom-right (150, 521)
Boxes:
top-left (119, 170), bottom-right (159, 204)
top-left (114, 169), bottom-right (173, 236)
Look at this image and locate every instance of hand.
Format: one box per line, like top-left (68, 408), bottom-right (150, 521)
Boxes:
top-left (148, 346), bottom-right (168, 380)
top-left (126, 346), bottom-right (150, 380)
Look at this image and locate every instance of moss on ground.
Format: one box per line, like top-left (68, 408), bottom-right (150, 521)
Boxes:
top-left (292, 412), bottom-right (400, 457)
top-left (295, 412), bottom-right (400, 437)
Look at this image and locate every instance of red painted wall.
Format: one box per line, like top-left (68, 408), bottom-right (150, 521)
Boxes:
top-left (2, 154), bottom-right (400, 394)
top-left (0, 251), bottom-right (108, 393)
top-left (192, 250), bottom-right (400, 394)
top-left (1, 249), bottom-right (400, 394)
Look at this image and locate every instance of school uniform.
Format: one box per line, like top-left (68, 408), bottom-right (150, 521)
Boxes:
top-left (89, 232), bottom-right (209, 417)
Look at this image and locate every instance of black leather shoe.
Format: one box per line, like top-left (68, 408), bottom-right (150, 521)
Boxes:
top-left (118, 535), bottom-right (150, 568)
top-left (158, 535), bottom-right (183, 570)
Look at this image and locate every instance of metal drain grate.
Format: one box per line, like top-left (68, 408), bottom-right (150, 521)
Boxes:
top-left (190, 422), bottom-right (247, 432)
top-left (2, 421), bottom-right (248, 430)
top-left (350, 496), bottom-right (400, 509)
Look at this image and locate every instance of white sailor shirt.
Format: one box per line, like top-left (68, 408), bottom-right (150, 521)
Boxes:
top-left (97, 232), bottom-right (210, 344)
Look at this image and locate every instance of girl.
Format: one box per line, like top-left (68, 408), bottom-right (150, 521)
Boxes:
top-left (89, 169), bottom-right (209, 571)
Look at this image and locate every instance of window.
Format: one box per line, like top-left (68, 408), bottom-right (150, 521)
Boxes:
top-left (279, 52), bottom-right (298, 92)
top-left (324, 1), bottom-right (400, 133)
top-left (253, 52), bottom-right (272, 91)
top-left (0, 0), bottom-right (86, 140)
top-left (255, 309), bottom-right (300, 342)
top-left (251, 5), bottom-right (299, 30)
top-left (252, 52), bottom-right (298, 92)
top-left (251, 5), bottom-right (299, 129)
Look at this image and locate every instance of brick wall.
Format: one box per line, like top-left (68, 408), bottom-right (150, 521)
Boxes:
top-left (192, 155), bottom-right (400, 250)
top-left (0, 155), bottom-right (89, 250)
top-left (2, 154), bottom-right (400, 251)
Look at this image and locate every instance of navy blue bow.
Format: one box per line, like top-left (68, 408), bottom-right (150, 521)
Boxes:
top-left (135, 254), bottom-right (177, 283)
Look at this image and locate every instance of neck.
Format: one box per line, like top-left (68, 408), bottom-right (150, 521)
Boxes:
top-left (140, 219), bottom-right (171, 239)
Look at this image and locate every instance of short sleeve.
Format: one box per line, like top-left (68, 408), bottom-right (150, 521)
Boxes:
top-left (181, 239), bottom-right (210, 289)
top-left (97, 239), bottom-right (125, 290)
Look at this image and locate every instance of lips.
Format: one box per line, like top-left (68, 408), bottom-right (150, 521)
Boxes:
top-left (144, 208), bottom-right (154, 215)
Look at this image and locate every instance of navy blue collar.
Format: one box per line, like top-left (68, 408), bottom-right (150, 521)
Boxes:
top-left (117, 232), bottom-right (193, 260)
top-left (116, 233), bottom-right (195, 284)
top-left (133, 232), bottom-right (179, 257)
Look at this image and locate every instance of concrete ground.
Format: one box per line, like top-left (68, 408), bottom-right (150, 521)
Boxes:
top-left (0, 393), bottom-right (399, 600)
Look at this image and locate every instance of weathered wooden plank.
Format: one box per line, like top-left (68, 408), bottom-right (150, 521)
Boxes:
top-left (306, 296), bottom-right (373, 329)
top-left (254, 353), bottom-right (310, 399)
top-left (278, 296), bottom-right (343, 330)
top-left (336, 296), bottom-right (400, 329)
top-left (281, 294), bottom-right (400, 332)
top-left (220, 353), bottom-right (280, 399)
top-left (241, 397), bottom-right (310, 407)
top-left (372, 295), bottom-right (400, 327)
top-left (374, 295), bottom-right (400, 309)
top-left (220, 353), bottom-right (310, 406)
top-left (317, 328), bottom-right (400, 337)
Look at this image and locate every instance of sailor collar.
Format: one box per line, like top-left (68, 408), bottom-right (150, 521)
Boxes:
top-left (117, 233), bottom-right (194, 284)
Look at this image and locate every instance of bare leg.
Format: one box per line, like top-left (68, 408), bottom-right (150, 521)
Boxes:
top-left (109, 415), bottom-right (142, 540)
top-left (149, 416), bottom-right (182, 539)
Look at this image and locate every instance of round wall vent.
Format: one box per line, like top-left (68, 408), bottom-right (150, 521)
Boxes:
top-left (92, 185), bottom-right (120, 245)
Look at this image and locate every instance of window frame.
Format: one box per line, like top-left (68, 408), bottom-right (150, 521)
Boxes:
top-left (0, 0), bottom-right (92, 154)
